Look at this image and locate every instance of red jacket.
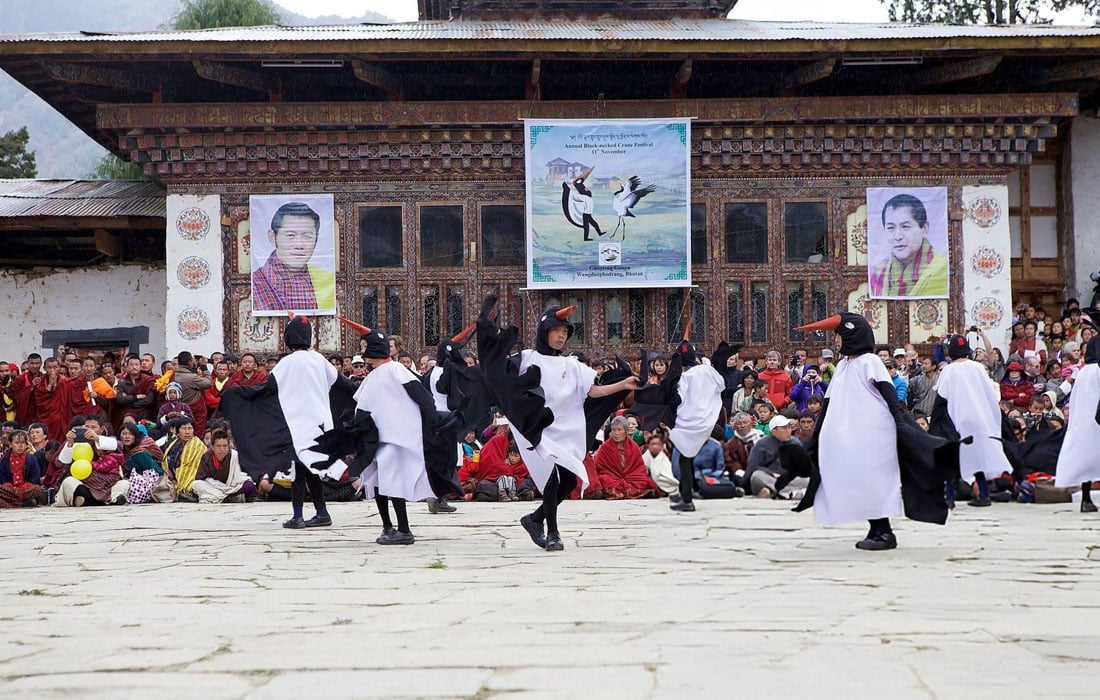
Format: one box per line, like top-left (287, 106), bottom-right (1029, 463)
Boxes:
top-left (757, 368), bottom-right (794, 410)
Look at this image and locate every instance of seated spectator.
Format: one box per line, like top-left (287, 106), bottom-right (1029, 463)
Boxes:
top-left (592, 417), bottom-right (658, 499)
top-left (806, 394), bottom-right (824, 416)
top-left (225, 353), bottom-right (267, 388)
top-left (789, 364), bottom-right (827, 411)
top-left (0, 430), bottom-right (43, 508)
top-left (624, 414), bottom-right (645, 446)
top-left (647, 356), bottom-right (670, 385)
top-left (116, 355), bottom-right (157, 422)
top-left (157, 382), bottom-right (194, 427)
top-left (118, 423), bottom-right (165, 504)
top-left (745, 415), bottom-right (812, 499)
top-left (671, 433), bottom-right (725, 498)
top-left (913, 410), bottom-right (931, 431)
top-left (730, 372), bottom-right (758, 414)
top-left (794, 411), bottom-right (816, 442)
top-left (191, 430), bottom-right (255, 503)
top-left (465, 429), bottom-right (535, 501)
top-left (642, 434), bottom-right (677, 495)
top-left (56, 420), bottom-right (126, 507)
top-left (460, 429), bottom-right (482, 459)
top-left (162, 416), bottom-right (207, 501)
top-left (1000, 361), bottom-right (1033, 409)
top-left (754, 401), bottom-right (777, 435)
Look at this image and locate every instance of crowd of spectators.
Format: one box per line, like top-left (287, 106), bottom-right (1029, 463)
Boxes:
top-left (0, 296), bottom-right (1095, 510)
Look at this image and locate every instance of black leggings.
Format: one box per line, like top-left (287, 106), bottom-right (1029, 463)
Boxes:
top-left (678, 454), bottom-right (696, 503)
top-left (291, 464), bottom-right (326, 517)
top-left (375, 495), bottom-right (410, 533)
top-left (530, 466), bottom-right (577, 536)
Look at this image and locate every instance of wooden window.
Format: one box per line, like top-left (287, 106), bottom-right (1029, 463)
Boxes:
top-left (726, 282), bottom-right (745, 343)
top-left (628, 291), bottom-right (646, 344)
top-left (750, 282), bottom-right (769, 344)
top-left (420, 205), bottom-right (464, 267)
top-left (724, 202), bottom-right (768, 264)
top-left (784, 201), bottom-right (827, 263)
top-left (361, 287), bottom-right (379, 329)
top-left (385, 285), bottom-right (403, 335)
top-left (691, 203), bottom-right (707, 265)
top-left (358, 205), bottom-right (403, 268)
top-left (666, 289), bottom-right (705, 343)
top-left (606, 296), bottom-right (624, 346)
top-left (481, 204), bottom-right (526, 266)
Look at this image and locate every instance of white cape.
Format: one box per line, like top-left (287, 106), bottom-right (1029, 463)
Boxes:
top-left (668, 364), bottom-right (724, 458)
top-left (935, 359), bottom-right (1012, 480)
top-left (1055, 363), bottom-right (1100, 486)
top-left (353, 361), bottom-right (433, 502)
top-left (508, 350), bottom-right (596, 493)
top-left (814, 354), bottom-right (903, 526)
top-left (270, 350), bottom-right (348, 481)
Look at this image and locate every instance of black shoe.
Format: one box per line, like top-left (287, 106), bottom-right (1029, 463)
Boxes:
top-left (520, 514), bottom-right (547, 549)
top-left (178, 493), bottom-right (199, 503)
top-left (990, 491), bottom-right (1012, 503)
top-left (544, 534), bottom-right (564, 552)
top-left (968, 496), bottom-right (992, 507)
top-left (303, 514), bottom-right (332, 528)
top-left (669, 493), bottom-right (682, 504)
top-left (1082, 499), bottom-right (1098, 513)
top-left (427, 498), bottom-right (457, 514)
top-left (670, 501), bottom-right (696, 512)
top-left (282, 517), bottom-right (306, 529)
top-left (377, 530), bottom-right (415, 545)
top-left (855, 532), bottom-right (898, 551)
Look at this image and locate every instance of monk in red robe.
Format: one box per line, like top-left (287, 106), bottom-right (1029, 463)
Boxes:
top-left (116, 356), bottom-right (158, 422)
top-left (32, 358), bottom-right (72, 444)
top-left (591, 417), bottom-right (658, 499)
top-left (225, 353), bottom-right (268, 388)
top-left (67, 358), bottom-right (101, 419)
top-left (9, 354), bottom-right (42, 426)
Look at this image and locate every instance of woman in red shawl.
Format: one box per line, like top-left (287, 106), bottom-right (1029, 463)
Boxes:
top-left (466, 429), bottom-right (534, 501)
top-left (592, 417), bottom-right (658, 499)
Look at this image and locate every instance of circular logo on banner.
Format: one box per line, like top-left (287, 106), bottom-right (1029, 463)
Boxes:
top-left (176, 256), bottom-right (212, 290)
top-left (177, 307), bottom-right (211, 341)
top-left (969, 246), bottom-right (1005, 279)
top-left (176, 207), bottom-right (211, 241)
top-left (912, 299), bottom-right (944, 332)
top-left (971, 297), bottom-right (1005, 329)
top-left (966, 197), bottom-right (1002, 228)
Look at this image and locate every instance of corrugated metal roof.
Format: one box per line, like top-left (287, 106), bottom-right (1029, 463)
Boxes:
top-left (0, 180), bottom-right (165, 219)
top-left (2, 19), bottom-right (1100, 45)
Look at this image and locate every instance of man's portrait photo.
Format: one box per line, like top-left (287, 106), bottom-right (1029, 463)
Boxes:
top-left (866, 187), bottom-right (949, 300)
top-left (250, 194), bottom-right (337, 315)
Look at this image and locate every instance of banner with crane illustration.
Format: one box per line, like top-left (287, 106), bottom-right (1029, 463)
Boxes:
top-left (524, 118), bottom-right (692, 289)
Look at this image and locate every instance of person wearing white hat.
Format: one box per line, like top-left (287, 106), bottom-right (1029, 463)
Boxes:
top-left (743, 414), bottom-right (812, 499)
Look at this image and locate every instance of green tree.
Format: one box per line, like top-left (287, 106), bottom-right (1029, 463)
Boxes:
top-left (171, 0), bottom-right (281, 29)
top-left (881, 0), bottom-right (1100, 23)
top-left (0, 126), bottom-right (37, 178)
top-left (89, 153), bottom-right (148, 180)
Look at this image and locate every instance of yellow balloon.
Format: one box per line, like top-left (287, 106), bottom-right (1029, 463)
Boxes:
top-left (72, 443), bottom-right (94, 462)
top-left (70, 459), bottom-right (93, 481)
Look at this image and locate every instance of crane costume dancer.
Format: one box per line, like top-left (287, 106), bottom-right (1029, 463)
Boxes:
top-left (668, 332), bottom-right (735, 512)
top-left (791, 313), bottom-right (949, 550)
top-left (930, 335), bottom-right (1013, 508)
top-left (221, 314), bottom-right (355, 529)
top-left (422, 323), bottom-right (490, 514)
top-left (1054, 333), bottom-right (1100, 512)
top-left (476, 296), bottom-right (639, 552)
top-left (329, 319), bottom-right (465, 545)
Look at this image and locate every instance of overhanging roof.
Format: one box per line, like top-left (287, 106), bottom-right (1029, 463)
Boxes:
top-left (2, 19), bottom-right (1100, 54)
top-left (0, 180), bottom-right (165, 220)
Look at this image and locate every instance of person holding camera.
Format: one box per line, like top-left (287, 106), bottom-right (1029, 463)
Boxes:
top-left (789, 364), bottom-right (828, 411)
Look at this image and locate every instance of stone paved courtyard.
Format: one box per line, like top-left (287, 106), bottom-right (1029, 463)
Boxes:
top-left (1, 498), bottom-right (1099, 699)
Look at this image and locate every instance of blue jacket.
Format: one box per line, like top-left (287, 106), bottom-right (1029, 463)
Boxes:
top-left (789, 378), bottom-right (828, 412)
top-left (672, 438), bottom-right (725, 480)
top-left (892, 373), bottom-right (908, 403)
top-left (0, 452), bottom-right (42, 486)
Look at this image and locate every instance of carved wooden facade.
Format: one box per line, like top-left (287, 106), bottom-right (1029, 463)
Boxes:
top-left (96, 93), bottom-right (1070, 358)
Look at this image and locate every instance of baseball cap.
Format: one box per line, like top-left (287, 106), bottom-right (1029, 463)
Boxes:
top-left (494, 417), bottom-right (510, 426)
top-left (893, 348), bottom-right (906, 357)
top-left (820, 349), bottom-right (834, 359)
top-left (768, 415), bottom-right (794, 431)
top-left (352, 355), bottom-right (365, 365)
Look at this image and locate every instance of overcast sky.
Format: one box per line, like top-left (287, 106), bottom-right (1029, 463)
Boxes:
top-left (276, 0), bottom-right (1091, 23)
